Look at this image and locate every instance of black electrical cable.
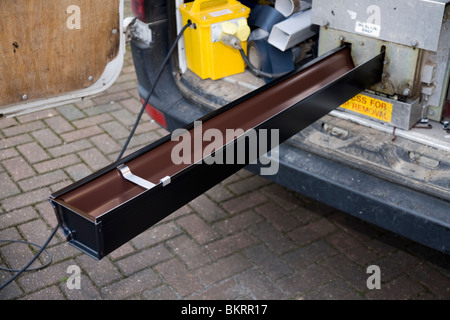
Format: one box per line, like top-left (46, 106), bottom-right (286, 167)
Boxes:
top-left (116, 20), bottom-right (193, 162)
top-left (0, 224), bottom-right (59, 291)
top-left (0, 239), bottom-right (52, 272)
top-left (238, 47), bottom-right (288, 79)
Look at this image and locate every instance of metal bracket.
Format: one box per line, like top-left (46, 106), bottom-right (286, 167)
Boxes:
top-left (117, 164), bottom-right (155, 190)
top-left (117, 164), bottom-right (171, 190)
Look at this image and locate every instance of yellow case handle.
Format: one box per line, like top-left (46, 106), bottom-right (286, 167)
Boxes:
top-left (190, 0), bottom-right (239, 14)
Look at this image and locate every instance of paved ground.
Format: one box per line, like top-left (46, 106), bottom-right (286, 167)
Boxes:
top-left (1, 2), bottom-right (450, 301)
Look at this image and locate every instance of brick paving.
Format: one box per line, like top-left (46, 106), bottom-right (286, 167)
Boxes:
top-left (1, 3), bottom-right (450, 301)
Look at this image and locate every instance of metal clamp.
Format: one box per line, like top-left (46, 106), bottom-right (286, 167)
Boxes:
top-left (117, 164), bottom-right (171, 190)
top-left (117, 164), bottom-right (155, 190)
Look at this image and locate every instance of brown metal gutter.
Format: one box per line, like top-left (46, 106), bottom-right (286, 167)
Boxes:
top-left (50, 45), bottom-right (385, 259)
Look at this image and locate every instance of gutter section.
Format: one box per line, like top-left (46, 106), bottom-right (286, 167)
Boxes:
top-left (50, 45), bottom-right (384, 259)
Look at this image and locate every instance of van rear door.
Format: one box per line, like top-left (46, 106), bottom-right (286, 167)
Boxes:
top-left (0, 0), bottom-right (124, 118)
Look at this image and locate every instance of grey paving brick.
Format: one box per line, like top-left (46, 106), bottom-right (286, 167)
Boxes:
top-left (72, 114), bottom-right (113, 129)
top-left (205, 183), bottom-right (234, 203)
top-left (131, 221), bottom-right (183, 250)
top-left (101, 268), bottom-right (161, 300)
top-left (0, 134), bottom-right (33, 150)
top-left (50, 180), bottom-right (72, 193)
top-left (0, 207), bottom-right (38, 229)
top-left (75, 98), bottom-right (96, 110)
top-left (93, 91), bottom-right (131, 106)
top-left (48, 139), bottom-right (93, 157)
top-left (188, 278), bottom-right (248, 300)
top-left (166, 235), bottom-right (213, 270)
top-left (255, 201), bottom-right (300, 232)
top-left (116, 244), bottom-right (173, 276)
top-left (18, 219), bottom-right (59, 246)
top-left (176, 214), bottom-right (220, 245)
top-left (155, 259), bottom-right (203, 297)
top-left (44, 116), bottom-right (75, 134)
top-left (31, 129), bottom-right (63, 148)
top-left (142, 285), bottom-right (180, 300)
top-left (60, 126), bottom-right (103, 143)
top-left (90, 133), bottom-right (122, 154)
top-left (77, 148), bottom-right (111, 171)
top-left (235, 269), bottom-right (287, 300)
top-left (61, 278), bottom-right (103, 300)
top-left (276, 264), bottom-right (336, 298)
top-left (134, 119), bottom-right (161, 135)
top-left (249, 221), bottom-right (297, 254)
top-left (107, 82), bottom-right (139, 98)
top-left (17, 109), bottom-right (58, 124)
top-left (111, 108), bottom-right (140, 127)
top-left (189, 194), bottom-right (228, 222)
top-left (21, 285), bottom-right (65, 300)
top-left (283, 239), bottom-right (337, 270)
top-left (244, 244), bottom-right (294, 281)
top-left (100, 120), bottom-right (130, 140)
top-left (374, 251), bottom-right (422, 283)
top-left (77, 255), bottom-right (122, 287)
top-left (195, 254), bottom-right (252, 286)
top-left (33, 154), bottom-right (80, 173)
top-left (47, 242), bottom-right (83, 264)
top-left (288, 218), bottom-right (337, 246)
top-left (365, 275), bottom-right (425, 300)
top-left (64, 163), bottom-right (93, 181)
top-left (259, 184), bottom-right (301, 210)
top-left (213, 210), bottom-right (263, 236)
top-left (407, 264), bottom-right (450, 299)
top-left (2, 121), bottom-right (45, 137)
top-left (0, 241), bottom-right (44, 273)
top-left (0, 147), bottom-right (19, 161)
top-left (118, 131), bottom-right (161, 150)
top-left (222, 191), bottom-right (268, 214)
top-left (302, 279), bottom-right (365, 300)
top-left (226, 175), bottom-right (271, 196)
top-left (3, 157), bottom-right (35, 181)
top-left (0, 117), bottom-right (18, 129)
top-left (320, 254), bottom-right (370, 293)
top-left (35, 202), bottom-right (59, 227)
top-left (2, 188), bottom-right (50, 211)
top-left (330, 212), bottom-right (383, 242)
top-left (84, 102), bottom-right (122, 117)
top-left (206, 231), bottom-right (257, 259)
top-left (107, 243), bottom-right (136, 261)
top-left (0, 172), bottom-right (20, 199)
top-left (57, 105), bottom-right (85, 121)
top-left (0, 228), bottom-right (22, 242)
top-left (325, 231), bottom-right (379, 266)
top-left (18, 170), bottom-right (68, 192)
top-left (290, 205), bottom-right (323, 225)
top-left (18, 259), bottom-right (77, 293)
top-left (0, 275), bottom-right (22, 300)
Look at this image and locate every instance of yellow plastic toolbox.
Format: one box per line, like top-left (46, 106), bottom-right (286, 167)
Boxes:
top-left (179, 0), bottom-right (250, 80)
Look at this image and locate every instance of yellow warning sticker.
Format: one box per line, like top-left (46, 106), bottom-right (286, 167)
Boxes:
top-left (340, 94), bottom-right (393, 123)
